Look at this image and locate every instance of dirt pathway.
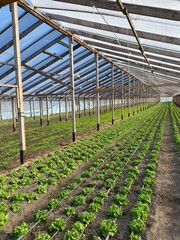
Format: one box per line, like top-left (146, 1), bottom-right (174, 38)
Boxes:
top-left (146, 111), bottom-right (180, 240)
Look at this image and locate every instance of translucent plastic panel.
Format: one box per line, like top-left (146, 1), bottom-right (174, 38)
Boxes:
top-left (46, 42), bottom-right (68, 55)
top-left (122, 0), bottom-right (180, 11)
top-left (20, 30), bottom-right (62, 61)
top-left (130, 13), bottom-right (180, 38)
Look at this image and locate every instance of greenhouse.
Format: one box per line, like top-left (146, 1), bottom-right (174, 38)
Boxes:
top-left (0, 1), bottom-right (180, 240)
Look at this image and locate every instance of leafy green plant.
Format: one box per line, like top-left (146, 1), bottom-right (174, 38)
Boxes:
top-left (78, 211), bottom-right (95, 224)
top-left (25, 192), bottom-right (38, 203)
top-left (105, 179), bottom-right (116, 189)
top-left (47, 178), bottom-right (57, 185)
top-left (74, 176), bottom-right (83, 183)
top-left (13, 222), bottom-right (29, 238)
top-left (0, 189), bottom-right (10, 200)
top-left (129, 233), bottom-right (142, 240)
top-left (81, 170), bottom-right (91, 178)
top-left (0, 212), bottom-right (9, 227)
top-left (88, 202), bottom-right (101, 212)
top-left (143, 177), bottom-right (155, 187)
top-left (59, 190), bottom-right (70, 200)
top-left (81, 187), bottom-right (93, 196)
top-left (114, 194), bottom-right (129, 206)
top-left (48, 218), bottom-right (66, 233)
top-left (68, 182), bottom-right (77, 190)
top-left (93, 197), bottom-right (104, 205)
top-left (107, 204), bottom-right (123, 218)
top-left (34, 210), bottom-right (48, 222)
top-left (37, 185), bottom-right (47, 194)
top-left (48, 198), bottom-right (59, 210)
top-left (11, 203), bottom-right (21, 213)
top-left (0, 203), bottom-right (8, 213)
top-left (11, 192), bottom-right (26, 202)
top-left (99, 219), bottom-right (117, 237)
top-left (119, 186), bottom-right (130, 195)
top-left (21, 177), bottom-right (32, 186)
top-left (63, 229), bottom-right (80, 240)
top-left (35, 233), bottom-right (52, 240)
top-left (64, 206), bottom-right (76, 216)
top-left (98, 190), bottom-right (107, 198)
top-left (72, 221), bottom-right (85, 233)
top-left (9, 178), bottom-right (20, 185)
top-left (73, 195), bottom-right (86, 206)
top-left (128, 218), bottom-right (146, 233)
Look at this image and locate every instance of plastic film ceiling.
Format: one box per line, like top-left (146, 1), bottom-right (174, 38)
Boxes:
top-left (0, 0), bottom-right (180, 99)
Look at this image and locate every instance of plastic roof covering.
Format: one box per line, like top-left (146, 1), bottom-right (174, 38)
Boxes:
top-left (0, 0), bottom-right (180, 100)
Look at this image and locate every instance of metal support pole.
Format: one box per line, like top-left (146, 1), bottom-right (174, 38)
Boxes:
top-left (137, 81), bottom-right (139, 113)
top-left (121, 70), bottom-right (124, 120)
top-left (83, 97), bottom-right (86, 116)
top-left (95, 53), bottom-right (100, 131)
top-left (11, 97), bottom-right (16, 131)
top-left (65, 97), bottom-right (68, 121)
top-left (59, 98), bottom-right (62, 122)
top-left (0, 98), bottom-right (2, 120)
top-left (51, 99), bottom-right (53, 115)
top-left (29, 99), bottom-right (32, 117)
top-left (128, 76), bottom-right (131, 117)
top-left (106, 98), bottom-right (108, 112)
top-left (11, 2), bottom-right (26, 164)
top-left (78, 97), bottom-right (81, 118)
top-left (112, 64), bottom-right (115, 124)
top-left (93, 97), bottom-right (95, 115)
top-left (46, 95), bottom-right (50, 125)
top-left (69, 36), bottom-right (76, 142)
top-left (143, 85), bottom-right (145, 111)
top-left (132, 77), bottom-right (135, 116)
top-left (39, 97), bottom-right (43, 126)
top-left (89, 97), bottom-right (91, 116)
top-left (32, 97), bottom-right (35, 120)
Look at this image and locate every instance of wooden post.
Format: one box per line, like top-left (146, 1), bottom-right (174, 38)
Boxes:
top-left (50, 99), bottom-right (53, 115)
top-left (11, 97), bottom-right (16, 131)
top-left (93, 97), bottom-right (95, 115)
top-left (11, 2), bottom-right (26, 164)
top-left (78, 97), bottom-right (81, 118)
top-left (0, 98), bottom-right (2, 120)
top-left (143, 85), bottom-right (145, 111)
top-left (133, 78), bottom-right (135, 115)
top-left (59, 98), bottom-right (62, 122)
top-left (95, 53), bottom-right (100, 131)
top-left (128, 76), bottom-right (131, 117)
top-left (106, 97), bottom-right (108, 112)
top-left (69, 36), bottom-right (76, 142)
top-left (112, 65), bottom-right (115, 124)
top-left (121, 70), bottom-right (124, 120)
top-left (32, 97), bottom-right (35, 120)
top-left (39, 97), bottom-right (43, 126)
top-left (89, 97), bottom-right (91, 116)
top-left (65, 97), bottom-right (68, 121)
top-left (83, 97), bottom-right (86, 116)
top-left (46, 95), bottom-right (50, 125)
top-left (29, 99), bottom-right (32, 117)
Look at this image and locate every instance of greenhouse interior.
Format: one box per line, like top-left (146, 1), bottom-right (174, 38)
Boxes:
top-left (0, 0), bottom-right (180, 240)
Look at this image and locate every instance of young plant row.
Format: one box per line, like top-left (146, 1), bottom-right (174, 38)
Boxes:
top-left (12, 111), bottom-right (156, 240)
top-left (88, 105), bottom-right (167, 240)
top-left (0, 105), bottom-right (164, 229)
top-left (170, 103), bottom-right (180, 152)
top-left (10, 104), bottom-right (168, 239)
top-left (128, 106), bottom-right (167, 240)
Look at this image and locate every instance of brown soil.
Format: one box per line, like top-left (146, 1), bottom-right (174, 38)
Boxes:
top-left (146, 112), bottom-right (180, 240)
